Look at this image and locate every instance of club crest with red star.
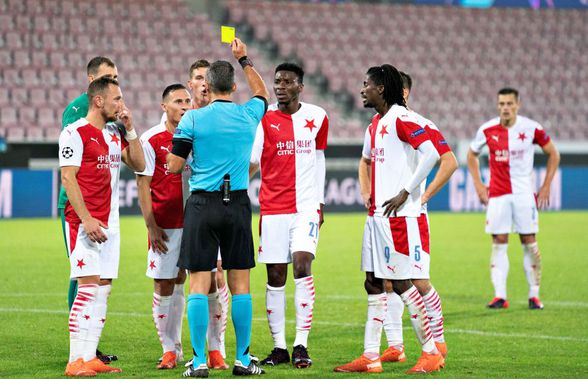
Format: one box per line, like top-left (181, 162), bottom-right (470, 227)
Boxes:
top-left (379, 125), bottom-right (389, 138)
top-left (110, 133), bottom-right (120, 145)
top-left (304, 119), bottom-right (316, 132)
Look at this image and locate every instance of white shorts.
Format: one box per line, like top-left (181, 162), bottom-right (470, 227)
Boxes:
top-left (211, 250), bottom-right (222, 273)
top-left (66, 222), bottom-right (120, 279)
top-left (361, 215), bottom-right (431, 280)
top-left (486, 193), bottom-right (539, 235)
top-left (258, 209), bottom-right (320, 264)
top-left (146, 228), bottom-right (182, 279)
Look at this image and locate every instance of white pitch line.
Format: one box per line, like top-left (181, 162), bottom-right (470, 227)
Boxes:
top-left (2, 293), bottom-right (587, 308)
top-left (1, 307), bottom-right (587, 343)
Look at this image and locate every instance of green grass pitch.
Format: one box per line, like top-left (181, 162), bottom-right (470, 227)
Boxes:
top-left (1, 212), bottom-right (587, 378)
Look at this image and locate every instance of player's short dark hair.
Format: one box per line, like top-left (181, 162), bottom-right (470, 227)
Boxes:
top-left (206, 60), bottom-right (234, 94)
top-left (162, 83), bottom-right (188, 101)
top-left (275, 62), bottom-right (304, 84)
top-left (366, 64), bottom-right (405, 107)
top-left (498, 87), bottom-right (519, 99)
top-left (87, 56), bottom-right (116, 76)
top-left (88, 77), bottom-right (119, 105)
top-left (400, 71), bottom-right (412, 90)
top-left (189, 59), bottom-right (211, 78)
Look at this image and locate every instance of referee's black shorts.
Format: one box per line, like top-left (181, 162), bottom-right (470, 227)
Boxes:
top-left (178, 190), bottom-right (255, 272)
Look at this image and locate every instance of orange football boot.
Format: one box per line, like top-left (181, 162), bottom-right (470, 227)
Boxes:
top-left (158, 351), bottom-right (177, 369)
top-left (381, 346), bottom-right (407, 363)
top-left (406, 351), bottom-right (444, 374)
top-left (334, 354), bottom-right (383, 373)
top-left (64, 358), bottom-right (96, 377)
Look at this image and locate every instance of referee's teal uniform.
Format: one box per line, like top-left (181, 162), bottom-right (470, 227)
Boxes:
top-left (172, 96), bottom-right (267, 369)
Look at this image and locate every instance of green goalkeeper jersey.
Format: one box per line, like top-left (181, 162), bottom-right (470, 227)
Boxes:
top-left (58, 93), bottom-right (89, 209)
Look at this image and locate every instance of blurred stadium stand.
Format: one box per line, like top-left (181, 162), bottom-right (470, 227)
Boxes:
top-left (225, 0), bottom-right (588, 141)
top-left (0, 0), bottom-right (586, 145)
top-left (0, 0), bottom-right (282, 142)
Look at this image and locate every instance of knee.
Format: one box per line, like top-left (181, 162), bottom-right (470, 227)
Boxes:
top-left (227, 270), bottom-right (251, 295)
top-left (267, 265), bottom-right (287, 287)
top-left (215, 270), bottom-right (226, 288)
top-left (155, 278), bottom-right (176, 296)
top-left (412, 279), bottom-right (432, 295)
top-left (520, 234), bottom-right (536, 245)
top-left (364, 273), bottom-right (384, 295)
top-left (292, 254), bottom-right (312, 279)
top-left (176, 269), bottom-right (187, 284)
top-left (391, 279), bottom-right (412, 295)
top-left (493, 234), bottom-right (508, 244)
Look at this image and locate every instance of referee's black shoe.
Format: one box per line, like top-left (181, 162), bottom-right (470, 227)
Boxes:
top-left (183, 363), bottom-right (209, 377)
top-left (233, 360), bottom-right (265, 376)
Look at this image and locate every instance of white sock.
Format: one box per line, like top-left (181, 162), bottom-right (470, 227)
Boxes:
top-left (153, 293), bottom-right (175, 353)
top-left (207, 292), bottom-right (222, 352)
top-left (293, 275), bottom-right (315, 348)
top-left (363, 293), bottom-right (386, 355)
top-left (168, 283), bottom-right (185, 356)
top-left (84, 284), bottom-right (111, 361)
top-left (491, 243), bottom-right (509, 299)
top-left (69, 284), bottom-right (98, 362)
top-left (522, 242), bottom-right (541, 298)
top-left (399, 286), bottom-right (435, 353)
top-left (422, 287), bottom-right (444, 343)
top-left (383, 291), bottom-right (404, 350)
top-left (217, 283), bottom-right (229, 358)
top-left (266, 284), bottom-right (287, 350)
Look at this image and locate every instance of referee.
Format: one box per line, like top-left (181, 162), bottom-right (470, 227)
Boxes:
top-left (167, 38), bottom-right (269, 377)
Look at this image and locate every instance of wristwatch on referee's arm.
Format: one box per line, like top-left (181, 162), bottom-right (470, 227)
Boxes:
top-left (238, 56), bottom-right (253, 69)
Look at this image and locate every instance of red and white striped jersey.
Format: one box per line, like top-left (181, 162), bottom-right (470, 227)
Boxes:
top-left (362, 105), bottom-right (432, 218)
top-left (59, 118), bottom-right (128, 227)
top-left (251, 102), bottom-right (328, 215)
top-left (136, 122), bottom-right (185, 229)
top-left (470, 115), bottom-right (550, 198)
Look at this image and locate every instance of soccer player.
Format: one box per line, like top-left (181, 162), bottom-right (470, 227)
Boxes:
top-left (334, 65), bottom-right (444, 374)
top-left (379, 71), bottom-right (457, 363)
top-left (60, 77), bottom-right (145, 376)
top-left (60, 56), bottom-right (119, 364)
top-left (167, 38), bottom-right (269, 377)
top-left (467, 88), bottom-right (560, 310)
top-left (187, 60), bottom-right (210, 109)
top-left (250, 63), bottom-right (328, 369)
top-left (136, 84), bottom-right (192, 369)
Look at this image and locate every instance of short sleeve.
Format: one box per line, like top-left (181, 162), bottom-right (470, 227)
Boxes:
top-left (61, 100), bottom-right (87, 129)
top-left (250, 122), bottom-right (264, 165)
top-left (243, 97), bottom-right (267, 123)
top-left (173, 111), bottom-right (194, 143)
top-left (361, 127), bottom-right (371, 160)
top-left (533, 126), bottom-right (551, 147)
top-left (470, 126), bottom-right (487, 153)
top-left (425, 126), bottom-right (452, 155)
top-left (315, 114), bottom-right (329, 150)
top-left (135, 136), bottom-right (156, 176)
top-left (59, 128), bottom-right (83, 167)
top-left (396, 118), bottom-right (430, 149)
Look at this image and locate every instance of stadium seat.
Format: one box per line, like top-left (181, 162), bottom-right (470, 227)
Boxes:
top-left (2, 0), bottom-right (585, 142)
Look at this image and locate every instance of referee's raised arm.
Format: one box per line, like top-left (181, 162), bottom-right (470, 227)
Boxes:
top-left (231, 38), bottom-right (270, 102)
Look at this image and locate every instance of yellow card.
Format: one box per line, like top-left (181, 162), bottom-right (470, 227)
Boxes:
top-left (221, 25), bottom-right (235, 44)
